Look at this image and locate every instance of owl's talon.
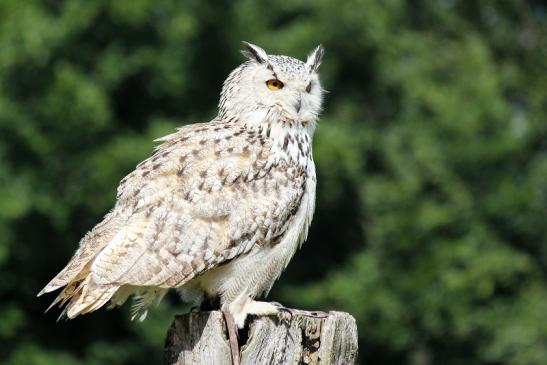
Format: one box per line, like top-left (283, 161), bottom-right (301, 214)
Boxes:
top-left (276, 306), bottom-right (294, 323)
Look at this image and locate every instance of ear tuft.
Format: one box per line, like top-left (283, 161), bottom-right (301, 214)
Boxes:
top-left (241, 41), bottom-right (269, 64)
top-left (306, 45), bottom-right (325, 73)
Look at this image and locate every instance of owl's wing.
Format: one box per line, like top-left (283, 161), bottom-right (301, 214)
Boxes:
top-left (37, 122), bottom-right (210, 297)
top-left (42, 119), bottom-right (305, 310)
top-left (92, 120), bottom-right (304, 288)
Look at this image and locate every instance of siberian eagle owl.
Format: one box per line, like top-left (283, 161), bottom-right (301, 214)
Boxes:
top-left (38, 42), bottom-right (325, 329)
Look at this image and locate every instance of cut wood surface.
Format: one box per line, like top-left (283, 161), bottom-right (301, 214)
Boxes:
top-left (164, 310), bottom-right (358, 365)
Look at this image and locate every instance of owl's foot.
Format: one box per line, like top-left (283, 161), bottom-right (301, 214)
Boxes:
top-left (222, 311), bottom-right (240, 365)
top-left (227, 297), bottom-right (329, 328)
top-left (230, 300), bottom-right (280, 328)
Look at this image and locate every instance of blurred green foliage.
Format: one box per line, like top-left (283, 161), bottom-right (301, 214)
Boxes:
top-left (0, 1), bottom-right (546, 364)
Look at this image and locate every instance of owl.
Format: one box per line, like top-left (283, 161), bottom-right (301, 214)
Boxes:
top-left (38, 42), bottom-right (325, 330)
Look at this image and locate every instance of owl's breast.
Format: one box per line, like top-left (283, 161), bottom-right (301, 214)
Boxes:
top-left (193, 161), bottom-right (316, 303)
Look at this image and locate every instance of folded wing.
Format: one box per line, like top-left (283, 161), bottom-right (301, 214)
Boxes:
top-left (38, 120), bottom-right (305, 318)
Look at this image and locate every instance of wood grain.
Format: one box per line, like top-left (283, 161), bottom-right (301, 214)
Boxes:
top-left (164, 310), bottom-right (358, 365)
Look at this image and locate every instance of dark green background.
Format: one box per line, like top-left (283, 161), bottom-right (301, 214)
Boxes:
top-left (1, 1), bottom-right (546, 364)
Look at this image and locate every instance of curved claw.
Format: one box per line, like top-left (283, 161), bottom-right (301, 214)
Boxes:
top-left (276, 306), bottom-right (294, 322)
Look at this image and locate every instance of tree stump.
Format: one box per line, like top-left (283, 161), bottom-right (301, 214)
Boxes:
top-left (164, 310), bottom-right (358, 365)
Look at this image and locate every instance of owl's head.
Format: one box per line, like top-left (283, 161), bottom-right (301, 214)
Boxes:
top-left (219, 42), bottom-right (324, 127)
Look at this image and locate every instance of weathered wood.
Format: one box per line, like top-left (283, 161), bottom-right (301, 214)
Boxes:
top-left (164, 310), bottom-right (358, 365)
top-left (164, 311), bottom-right (232, 365)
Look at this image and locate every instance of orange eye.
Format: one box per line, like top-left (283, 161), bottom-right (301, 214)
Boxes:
top-left (266, 79), bottom-right (284, 90)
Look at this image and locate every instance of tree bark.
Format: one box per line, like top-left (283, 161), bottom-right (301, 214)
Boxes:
top-left (164, 310), bottom-right (358, 365)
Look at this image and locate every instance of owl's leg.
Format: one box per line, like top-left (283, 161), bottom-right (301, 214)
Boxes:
top-left (226, 295), bottom-right (281, 328)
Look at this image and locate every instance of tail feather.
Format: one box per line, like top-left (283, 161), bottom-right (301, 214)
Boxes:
top-left (38, 213), bottom-right (121, 297)
top-left (38, 257), bottom-right (95, 297)
top-left (45, 281), bottom-right (79, 313)
top-left (56, 283), bottom-right (85, 321)
top-left (38, 260), bottom-right (84, 296)
top-left (64, 279), bottom-right (118, 319)
top-left (46, 277), bottom-right (118, 320)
